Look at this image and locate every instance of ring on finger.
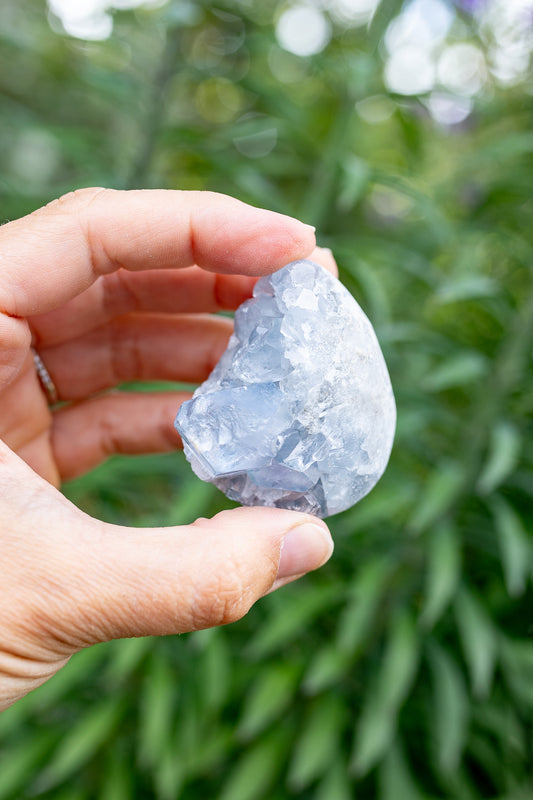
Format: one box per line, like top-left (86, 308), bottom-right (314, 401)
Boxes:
top-left (32, 348), bottom-right (59, 405)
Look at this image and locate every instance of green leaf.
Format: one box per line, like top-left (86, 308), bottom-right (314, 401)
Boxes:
top-left (337, 155), bottom-right (371, 211)
top-left (423, 352), bottom-right (488, 392)
top-left (238, 663), bottom-right (300, 741)
top-left (247, 584), bottom-right (341, 659)
top-left (0, 733), bottom-right (53, 800)
top-left (454, 586), bottom-right (497, 698)
top-left (377, 609), bottom-right (419, 712)
top-left (218, 732), bottom-right (286, 800)
top-left (351, 609), bottom-right (419, 775)
top-left (420, 522), bottom-right (461, 629)
top-left (335, 555), bottom-right (392, 653)
top-left (100, 751), bottom-right (134, 800)
top-left (288, 694), bottom-right (345, 791)
top-left (408, 462), bottom-right (465, 534)
top-left (137, 653), bottom-right (177, 768)
top-left (491, 496), bottom-right (531, 597)
top-left (105, 636), bottom-right (153, 684)
top-left (477, 421), bottom-right (522, 495)
top-left (500, 638), bottom-right (533, 709)
top-left (427, 642), bottom-right (469, 774)
top-left (196, 629), bottom-right (231, 715)
top-left (38, 696), bottom-right (124, 789)
top-left (302, 644), bottom-right (352, 695)
top-left (313, 756), bottom-right (353, 800)
top-left (434, 275), bottom-right (499, 304)
top-left (154, 743), bottom-right (185, 800)
top-left (184, 726), bottom-right (233, 778)
top-left (379, 742), bottom-right (425, 800)
top-left (350, 694), bottom-right (396, 778)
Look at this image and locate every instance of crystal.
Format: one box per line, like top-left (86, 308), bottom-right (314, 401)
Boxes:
top-left (175, 260), bottom-right (396, 518)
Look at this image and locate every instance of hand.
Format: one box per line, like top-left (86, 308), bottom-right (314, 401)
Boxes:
top-left (0, 188), bottom-right (335, 711)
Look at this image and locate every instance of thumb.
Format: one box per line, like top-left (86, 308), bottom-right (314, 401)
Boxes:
top-left (3, 442), bottom-right (333, 651)
top-left (0, 443), bottom-right (333, 709)
top-left (65, 506), bottom-right (333, 645)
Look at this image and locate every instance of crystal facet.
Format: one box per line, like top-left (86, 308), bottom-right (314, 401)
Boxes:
top-left (175, 260), bottom-right (396, 517)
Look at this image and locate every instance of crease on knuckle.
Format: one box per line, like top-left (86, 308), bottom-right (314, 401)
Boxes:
top-left (77, 188), bottom-right (120, 278)
top-left (98, 404), bottom-right (122, 456)
top-left (191, 563), bottom-right (252, 630)
top-left (102, 269), bottom-right (142, 318)
top-left (108, 317), bottom-right (142, 384)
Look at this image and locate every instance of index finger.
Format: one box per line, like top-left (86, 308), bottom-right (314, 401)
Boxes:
top-left (0, 188), bottom-right (316, 317)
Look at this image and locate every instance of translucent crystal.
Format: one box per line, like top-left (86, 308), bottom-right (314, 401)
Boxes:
top-left (175, 260), bottom-right (396, 517)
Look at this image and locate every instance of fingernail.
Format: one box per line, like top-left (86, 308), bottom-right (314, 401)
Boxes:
top-left (304, 224), bottom-right (316, 233)
top-left (277, 523), bottom-right (333, 580)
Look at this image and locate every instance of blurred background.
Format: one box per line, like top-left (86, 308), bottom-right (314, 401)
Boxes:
top-left (1, 0), bottom-right (533, 797)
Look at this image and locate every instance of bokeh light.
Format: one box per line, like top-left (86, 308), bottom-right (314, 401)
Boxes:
top-left (327, 0), bottom-right (380, 26)
top-left (47, 0), bottom-right (164, 39)
top-left (275, 5), bottom-right (331, 57)
top-left (437, 43), bottom-right (487, 96)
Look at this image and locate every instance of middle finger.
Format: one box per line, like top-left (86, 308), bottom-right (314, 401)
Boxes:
top-left (38, 313), bottom-right (233, 401)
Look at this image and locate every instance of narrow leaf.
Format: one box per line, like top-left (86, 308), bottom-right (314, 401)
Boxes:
top-left (454, 586), bottom-right (497, 698)
top-left (423, 352), bottom-right (488, 392)
top-left (302, 644), bottom-right (351, 695)
top-left (435, 275), bottom-right (498, 304)
top-left (288, 694), bottom-right (345, 791)
top-left (197, 630), bottom-right (231, 715)
top-left (0, 734), bottom-right (52, 800)
top-left (351, 610), bottom-right (419, 775)
top-left (500, 638), bottom-right (533, 709)
top-left (336, 555), bottom-right (392, 653)
top-left (39, 697), bottom-right (124, 789)
top-left (238, 663), bottom-right (300, 741)
top-left (477, 421), bottom-right (521, 495)
top-left (248, 584), bottom-right (341, 659)
top-left (420, 522), bottom-right (461, 629)
top-left (379, 742), bottom-right (424, 800)
top-left (350, 695), bottom-right (396, 777)
top-left (409, 462), bottom-right (465, 534)
top-left (138, 653), bottom-right (177, 768)
top-left (427, 642), bottom-right (469, 774)
top-left (105, 636), bottom-right (153, 683)
top-left (100, 751), bottom-right (134, 800)
top-left (154, 744), bottom-right (185, 800)
top-left (378, 609), bottom-right (419, 712)
top-left (314, 756), bottom-right (353, 800)
top-left (491, 496), bottom-right (531, 597)
top-left (218, 732), bottom-right (286, 800)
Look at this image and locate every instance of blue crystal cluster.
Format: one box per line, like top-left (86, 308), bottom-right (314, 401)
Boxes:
top-left (175, 260), bottom-right (396, 517)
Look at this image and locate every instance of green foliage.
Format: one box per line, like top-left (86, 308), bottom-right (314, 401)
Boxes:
top-left (1, 0), bottom-right (533, 797)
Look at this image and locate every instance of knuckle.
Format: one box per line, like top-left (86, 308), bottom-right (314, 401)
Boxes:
top-left (44, 187), bottom-right (107, 212)
top-left (191, 563), bottom-right (253, 630)
top-left (108, 317), bottom-right (143, 383)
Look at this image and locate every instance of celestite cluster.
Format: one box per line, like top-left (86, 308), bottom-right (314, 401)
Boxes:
top-left (175, 260), bottom-right (396, 518)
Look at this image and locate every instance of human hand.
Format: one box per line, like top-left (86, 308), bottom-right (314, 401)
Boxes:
top-left (0, 189), bottom-right (335, 711)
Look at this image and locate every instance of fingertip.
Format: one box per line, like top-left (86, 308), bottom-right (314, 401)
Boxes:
top-left (309, 246), bottom-right (338, 277)
top-left (277, 521), bottom-right (334, 580)
top-left (192, 201), bottom-right (317, 277)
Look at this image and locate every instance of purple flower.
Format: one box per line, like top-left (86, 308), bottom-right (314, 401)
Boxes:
top-left (453, 0), bottom-right (487, 13)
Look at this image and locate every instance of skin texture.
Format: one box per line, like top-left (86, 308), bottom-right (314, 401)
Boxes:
top-left (0, 188), bottom-right (336, 711)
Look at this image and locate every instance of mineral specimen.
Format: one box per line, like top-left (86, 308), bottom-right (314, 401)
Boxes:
top-left (175, 259), bottom-right (396, 518)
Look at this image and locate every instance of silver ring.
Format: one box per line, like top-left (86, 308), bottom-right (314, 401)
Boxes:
top-left (32, 348), bottom-right (58, 405)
